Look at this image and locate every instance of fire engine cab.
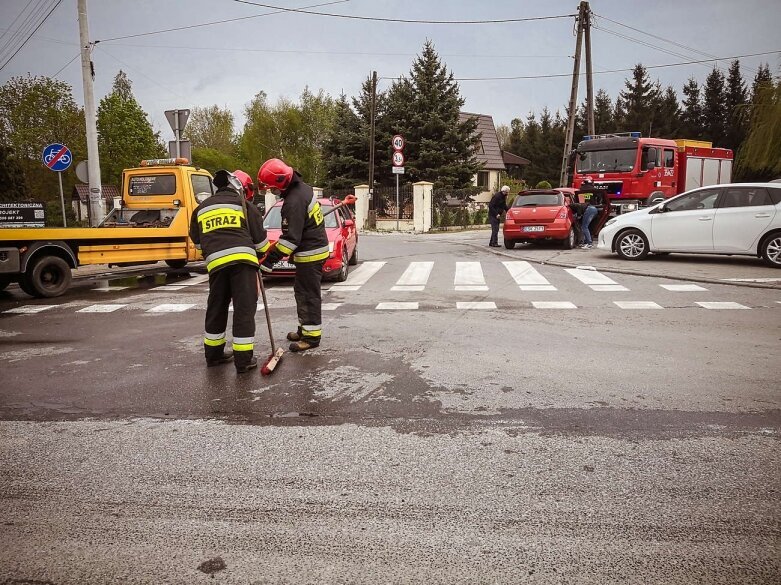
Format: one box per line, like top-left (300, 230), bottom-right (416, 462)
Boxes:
top-left (571, 132), bottom-right (733, 215)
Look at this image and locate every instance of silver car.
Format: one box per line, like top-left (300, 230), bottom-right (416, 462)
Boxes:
top-left (596, 183), bottom-right (781, 267)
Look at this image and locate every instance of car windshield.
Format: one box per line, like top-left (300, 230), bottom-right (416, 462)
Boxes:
top-left (576, 149), bottom-right (636, 173)
top-left (264, 204), bottom-right (338, 229)
top-left (512, 193), bottom-right (563, 207)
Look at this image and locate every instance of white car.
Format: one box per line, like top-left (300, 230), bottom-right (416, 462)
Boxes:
top-left (597, 183), bottom-right (781, 267)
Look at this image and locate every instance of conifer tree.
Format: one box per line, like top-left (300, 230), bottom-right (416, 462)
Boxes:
top-left (0, 144), bottom-right (30, 202)
top-left (735, 79), bottom-right (780, 180)
top-left (680, 77), bottom-right (704, 139)
top-left (594, 89), bottom-right (615, 135)
top-left (702, 67), bottom-right (727, 144)
top-left (656, 85), bottom-right (681, 138)
top-left (724, 60), bottom-right (748, 151)
top-left (353, 74), bottom-right (389, 185)
top-left (396, 41), bottom-right (480, 188)
top-left (618, 64), bottom-right (660, 135)
top-left (322, 94), bottom-right (365, 190)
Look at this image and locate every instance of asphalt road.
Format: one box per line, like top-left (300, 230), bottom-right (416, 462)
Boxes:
top-left (1, 231), bottom-right (779, 583)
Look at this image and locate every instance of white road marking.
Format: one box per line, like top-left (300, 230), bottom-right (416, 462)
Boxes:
top-left (661, 284), bottom-right (708, 292)
top-left (502, 261), bottom-right (557, 291)
top-left (532, 301), bottom-right (577, 309)
top-left (77, 304), bottom-right (127, 313)
top-left (92, 286), bottom-right (128, 292)
top-left (332, 261), bottom-right (385, 289)
top-left (454, 262), bottom-right (487, 291)
top-left (457, 302), bottom-right (497, 310)
top-left (614, 301), bottom-right (663, 310)
top-left (147, 304), bottom-right (195, 313)
top-left (178, 274), bottom-right (210, 285)
top-left (152, 285), bottom-right (187, 291)
top-left (376, 302), bottom-right (419, 310)
top-left (322, 303), bottom-right (342, 311)
top-left (566, 267), bottom-right (627, 291)
top-left (696, 302), bottom-right (750, 310)
top-left (329, 285), bottom-right (361, 292)
top-left (4, 305), bottom-right (56, 314)
top-left (394, 261), bottom-right (434, 290)
top-left (722, 277), bottom-right (781, 283)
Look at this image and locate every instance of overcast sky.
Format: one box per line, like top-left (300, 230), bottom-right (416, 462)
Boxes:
top-left (1, 0), bottom-right (779, 146)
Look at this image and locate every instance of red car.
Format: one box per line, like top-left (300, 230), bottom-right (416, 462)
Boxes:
top-left (503, 188), bottom-right (580, 250)
top-left (263, 198), bottom-right (358, 281)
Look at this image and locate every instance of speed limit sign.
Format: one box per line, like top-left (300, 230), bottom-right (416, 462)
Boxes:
top-left (392, 135), bottom-right (405, 151)
top-left (392, 151), bottom-right (405, 166)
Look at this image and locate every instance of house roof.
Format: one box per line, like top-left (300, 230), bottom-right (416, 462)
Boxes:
top-left (459, 111), bottom-right (506, 171)
top-left (71, 184), bottom-right (120, 202)
top-left (502, 150), bottom-right (531, 166)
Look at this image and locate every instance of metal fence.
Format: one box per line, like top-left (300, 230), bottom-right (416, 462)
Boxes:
top-left (432, 188), bottom-right (489, 228)
top-left (372, 184), bottom-right (414, 219)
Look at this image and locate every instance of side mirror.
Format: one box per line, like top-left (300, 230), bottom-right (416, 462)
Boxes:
top-left (173, 199), bottom-right (181, 207)
top-left (343, 219), bottom-right (355, 228)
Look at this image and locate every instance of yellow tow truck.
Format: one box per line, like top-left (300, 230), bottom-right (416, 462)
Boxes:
top-left (0, 158), bottom-right (214, 298)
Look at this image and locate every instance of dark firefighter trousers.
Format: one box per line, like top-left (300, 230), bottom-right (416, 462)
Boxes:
top-left (293, 260), bottom-right (324, 345)
top-left (204, 263), bottom-right (258, 368)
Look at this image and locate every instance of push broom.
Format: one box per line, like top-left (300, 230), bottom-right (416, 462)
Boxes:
top-left (256, 194), bottom-right (357, 375)
top-left (257, 270), bottom-right (283, 375)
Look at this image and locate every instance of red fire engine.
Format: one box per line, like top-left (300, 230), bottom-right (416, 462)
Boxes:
top-left (570, 132), bottom-right (734, 214)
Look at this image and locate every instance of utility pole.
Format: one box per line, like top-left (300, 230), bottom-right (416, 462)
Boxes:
top-left (559, 1), bottom-right (587, 188)
top-left (77, 0), bottom-right (103, 227)
top-left (368, 70), bottom-right (377, 212)
top-left (584, 3), bottom-right (595, 136)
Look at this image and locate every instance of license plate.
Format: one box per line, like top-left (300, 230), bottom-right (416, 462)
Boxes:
top-left (273, 261), bottom-right (295, 270)
top-left (523, 226), bottom-right (544, 232)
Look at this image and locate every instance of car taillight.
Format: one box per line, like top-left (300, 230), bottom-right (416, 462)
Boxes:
top-left (558, 209), bottom-right (568, 219)
top-left (506, 217), bottom-right (514, 225)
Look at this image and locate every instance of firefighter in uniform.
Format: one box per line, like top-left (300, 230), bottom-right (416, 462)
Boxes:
top-left (189, 170), bottom-right (270, 373)
top-left (256, 158), bottom-right (329, 352)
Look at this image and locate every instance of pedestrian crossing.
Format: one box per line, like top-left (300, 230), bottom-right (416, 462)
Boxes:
top-left (1, 260), bottom-right (777, 316)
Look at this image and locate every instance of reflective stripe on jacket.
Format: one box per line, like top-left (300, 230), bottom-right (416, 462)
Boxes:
top-left (189, 188), bottom-right (268, 273)
top-left (277, 173), bottom-right (329, 264)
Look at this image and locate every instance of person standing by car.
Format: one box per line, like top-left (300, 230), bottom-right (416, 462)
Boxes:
top-left (577, 179), bottom-right (601, 249)
top-left (257, 158), bottom-right (329, 353)
top-left (488, 185), bottom-right (511, 247)
top-left (189, 170), bottom-right (270, 374)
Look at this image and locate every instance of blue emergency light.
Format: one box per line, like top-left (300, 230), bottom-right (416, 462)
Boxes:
top-left (582, 131), bottom-right (641, 141)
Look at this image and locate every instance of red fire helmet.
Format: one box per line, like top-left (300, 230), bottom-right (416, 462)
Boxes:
top-left (233, 169), bottom-right (255, 201)
top-left (257, 158), bottom-right (294, 191)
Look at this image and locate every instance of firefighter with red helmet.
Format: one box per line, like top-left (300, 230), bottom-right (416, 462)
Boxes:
top-left (189, 170), bottom-right (270, 373)
top-left (257, 158), bottom-right (328, 352)
top-left (233, 169), bottom-right (256, 202)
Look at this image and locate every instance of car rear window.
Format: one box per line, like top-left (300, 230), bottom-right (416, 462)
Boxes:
top-left (512, 193), bottom-right (563, 207)
top-left (263, 204), bottom-right (338, 229)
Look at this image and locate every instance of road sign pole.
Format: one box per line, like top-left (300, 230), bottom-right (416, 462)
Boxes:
top-left (174, 109), bottom-right (181, 158)
top-left (57, 171), bottom-right (67, 227)
top-left (396, 172), bottom-right (400, 231)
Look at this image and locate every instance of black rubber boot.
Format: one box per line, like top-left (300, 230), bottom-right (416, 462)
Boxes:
top-left (236, 356), bottom-right (258, 374)
top-left (289, 340), bottom-right (319, 353)
top-left (286, 331), bottom-right (301, 342)
top-left (206, 351), bottom-right (234, 367)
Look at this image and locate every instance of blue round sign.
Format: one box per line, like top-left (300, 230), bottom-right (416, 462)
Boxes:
top-left (42, 143), bottom-right (72, 172)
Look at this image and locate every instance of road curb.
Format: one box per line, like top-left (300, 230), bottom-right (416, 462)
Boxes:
top-left (464, 242), bottom-right (781, 290)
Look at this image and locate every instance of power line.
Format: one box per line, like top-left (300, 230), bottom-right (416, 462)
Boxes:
top-left (94, 45), bottom-right (189, 101)
top-left (96, 0), bottom-right (350, 43)
top-left (0, 0), bottom-right (37, 46)
top-left (52, 52), bottom-right (80, 78)
top-left (0, 0), bottom-right (62, 72)
top-left (405, 50), bottom-right (780, 82)
top-left (0, 0), bottom-right (51, 65)
top-left (233, 0), bottom-right (576, 24)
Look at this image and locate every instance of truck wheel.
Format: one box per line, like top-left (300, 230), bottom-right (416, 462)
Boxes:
top-left (615, 229), bottom-right (649, 261)
top-left (562, 227), bottom-right (576, 250)
top-left (760, 232), bottom-right (781, 268)
top-left (25, 255), bottom-right (72, 298)
top-left (646, 192), bottom-right (665, 206)
top-left (504, 240), bottom-right (515, 250)
top-left (166, 260), bottom-right (188, 269)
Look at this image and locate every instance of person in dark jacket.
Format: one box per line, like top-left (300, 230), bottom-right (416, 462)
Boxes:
top-left (488, 185), bottom-right (511, 247)
top-left (257, 158), bottom-right (329, 353)
top-left (189, 170), bottom-right (270, 373)
top-left (577, 178), bottom-right (603, 249)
